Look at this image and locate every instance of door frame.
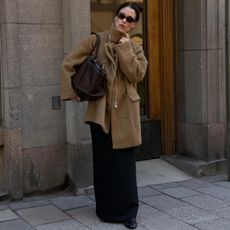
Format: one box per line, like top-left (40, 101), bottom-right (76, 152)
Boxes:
top-left (146, 0), bottom-right (178, 155)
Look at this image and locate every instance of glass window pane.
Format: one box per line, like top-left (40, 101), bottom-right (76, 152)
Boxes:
top-left (90, 0), bottom-right (147, 116)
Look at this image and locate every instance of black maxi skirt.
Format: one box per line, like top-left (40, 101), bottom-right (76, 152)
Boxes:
top-left (90, 123), bottom-right (139, 223)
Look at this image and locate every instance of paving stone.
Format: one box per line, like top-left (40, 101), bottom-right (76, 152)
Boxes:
top-left (182, 194), bottom-right (230, 211)
top-left (0, 209), bottom-right (18, 222)
top-left (66, 205), bottom-right (98, 226)
top-left (0, 205), bottom-right (8, 210)
top-left (202, 175), bottom-right (227, 183)
top-left (214, 181), bottom-right (230, 189)
top-left (66, 205), bottom-right (129, 230)
top-left (164, 205), bottom-right (219, 224)
top-left (36, 220), bottom-right (90, 230)
top-left (140, 194), bottom-right (187, 211)
top-left (179, 179), bottom-right (213, 190)
top-left (8, 200), bottom-right (51, 210)
top-left (197, 186), bottom-right (230, 201)
top-left (138, 186), bottom-right (160, 197)
top-left (137, 204), bottom-right (168, 225)
top-left (50, 195), bottom-right (95, 211)
top-left (150, 182), bottom-right (181, 190)
top-left (195, 218), bottom-right (230, 230)
top-left (212, 206), bottom-right (230, 219)
top-left (16, 205), bottom-right (70, 226)
top-left (161, 186), bottom-right (200, 198)
top-left (143, 216), bottom-right (199, 230)
top-left (0, 219), bottom-right (34, 230)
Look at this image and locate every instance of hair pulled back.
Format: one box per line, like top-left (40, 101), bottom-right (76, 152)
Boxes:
top-left (115, 2), bottom-right (143, 22)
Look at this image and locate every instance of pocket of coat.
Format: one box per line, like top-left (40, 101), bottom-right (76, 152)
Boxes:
top-left (127, 91), bottom-right (141, 102)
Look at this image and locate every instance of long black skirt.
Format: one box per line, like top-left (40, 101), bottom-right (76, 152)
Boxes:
top-left (90, 123), bottom-right (139, 223)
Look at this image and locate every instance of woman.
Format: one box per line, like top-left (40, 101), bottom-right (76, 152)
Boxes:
top-left (61, 2), bottom-right (148, 229)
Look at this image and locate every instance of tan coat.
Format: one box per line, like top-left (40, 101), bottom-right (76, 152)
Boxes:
top-left (61, 26), bottom-right (148, 149)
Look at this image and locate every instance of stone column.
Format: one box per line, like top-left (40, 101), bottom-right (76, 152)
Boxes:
top-left (167, 0), bottom-right (227, 177)
top-left (63, 0), bottom-right (93, 192)
top-left (0, 0), bottom-right (23, 199)
top-left (0, 0), bottom-right (67, 198)
top-left (227, 0), bottom-right (230, 180)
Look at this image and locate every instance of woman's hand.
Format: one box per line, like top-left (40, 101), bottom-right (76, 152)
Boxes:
top-left (119, 33), bottom-right (130, 43)
top-left (71, 96), bottom-right (81, 102)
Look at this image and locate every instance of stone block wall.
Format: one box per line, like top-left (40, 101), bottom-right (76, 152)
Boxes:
top-left (176, 0), bottom-right (227, 175)
top-left (0, 0), bottom-right (68, 198)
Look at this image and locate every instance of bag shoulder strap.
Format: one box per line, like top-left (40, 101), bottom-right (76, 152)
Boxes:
top-left (90, 32), bottom-right (100, 58)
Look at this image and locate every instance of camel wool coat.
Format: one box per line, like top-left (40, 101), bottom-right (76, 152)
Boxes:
top-left (61, 26), bottom-right (148, 149)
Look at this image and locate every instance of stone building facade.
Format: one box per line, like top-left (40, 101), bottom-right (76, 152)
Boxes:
top-left (0, 0), bottom-right (228, 199)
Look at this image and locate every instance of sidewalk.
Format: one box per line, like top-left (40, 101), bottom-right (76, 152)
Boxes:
top-left (0, 161), bottom-right (229, 229)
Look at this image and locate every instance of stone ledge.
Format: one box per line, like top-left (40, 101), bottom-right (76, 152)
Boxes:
top-left (162, 155), bottom-right (227, 178)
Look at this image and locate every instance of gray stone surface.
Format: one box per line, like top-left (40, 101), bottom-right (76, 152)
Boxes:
top-left (150, 182), bottom-right (181, 190)
top-left (67, 143), bottom-right (93, 191)
top-left (19, 25), bottom-right (63, 87)
top-left (197, 186), bottom-right (230, 201)
top-left (212, 206), bottom-right (230, 219)
top-left (36, 220), bottom-right (90, 230)
top-left (66, 206), bottom-right (128, 230)
top-left (214, 181), bottom-right (230, 189)
top-left (202, 174), bottom-right (227, 182)
top-left (164, 205), bottom-right (219, 224)
top-left (0, 219), bottom-right (34, 230)
top-left (66, 205), bottom-right (98, 226)
top-left (179, 179), bottom-right (213, 190)
top-left (16, 205), bottom-right (70, 226)
top-left (182, 194), bottom-right (230, 211)
top-left (22, 144), bottom-right (66, 193)
top-left (195, 218), bottom-right (230, 230)
top-left (3, 88), bottom-right (21, 129)
top-left (138, 186), bottom-right (160, 197)
top-left (137, 204), bottom-right (168, 225)
top-left (18, 0), bottom-right (62, 24)
top-left (49, 195), bottom-right (95, 211)
top-left (140, 194), bottom-right (187, 211)
top-left (143, 217), bottom-right (199, 230)
top-left (161, 186), bottom-right (200, 198)
top-left (21, 86), bottom-right (66, 148)
top-left (179, 0), bottom-right (226, 166)
top-left (8, 199), bottom-right (51, 210)
top-left (0, 24), bottom-right (21, 89)
top-left (0, 175), bottom-right (229, 229)
top-left (0, 209), bottom-right (18, 222)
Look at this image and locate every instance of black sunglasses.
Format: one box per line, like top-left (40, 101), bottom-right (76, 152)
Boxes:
top-left (117, 12), bottom-right (135, 23)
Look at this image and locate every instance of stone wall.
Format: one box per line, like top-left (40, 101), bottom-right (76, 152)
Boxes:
top-left (170, 0), bottom-right (227, 176)
top-left (0, 0), bottom-right (68, 198)
top-left (63, 0), bottom-right (93, 192)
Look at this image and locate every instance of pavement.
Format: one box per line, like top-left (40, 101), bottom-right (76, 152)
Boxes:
top-left (0, 160), bottom-right (230, 229)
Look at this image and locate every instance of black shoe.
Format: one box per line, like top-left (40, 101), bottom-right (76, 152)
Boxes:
top-left (124, 218), bottom-right (137, 229)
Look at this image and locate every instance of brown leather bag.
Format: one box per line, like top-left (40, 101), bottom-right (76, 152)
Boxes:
top-left (71, 33), bottom-right (106, 101)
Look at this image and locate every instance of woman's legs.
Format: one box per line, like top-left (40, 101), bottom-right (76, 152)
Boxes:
top-left (90, 123), bottom-right (139, 223)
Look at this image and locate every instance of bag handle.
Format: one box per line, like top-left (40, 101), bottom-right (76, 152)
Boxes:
top-left (90, 32), bottom-right (100, 59)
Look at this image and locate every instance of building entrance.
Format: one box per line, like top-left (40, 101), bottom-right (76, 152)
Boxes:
top-left (90, 0), bottom-right (178, 159)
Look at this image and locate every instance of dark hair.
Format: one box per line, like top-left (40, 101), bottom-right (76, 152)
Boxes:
top-left (115, 2), bottom-right (143, 22)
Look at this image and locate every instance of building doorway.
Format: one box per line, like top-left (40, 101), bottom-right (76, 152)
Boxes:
top-left (90, 0), bottom-right (178, 160)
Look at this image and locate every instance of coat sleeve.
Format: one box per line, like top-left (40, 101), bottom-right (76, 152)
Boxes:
top-left (114, 41), bottom-right (148, 83)
top-left (61, 35), bottom-right (97, 100)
